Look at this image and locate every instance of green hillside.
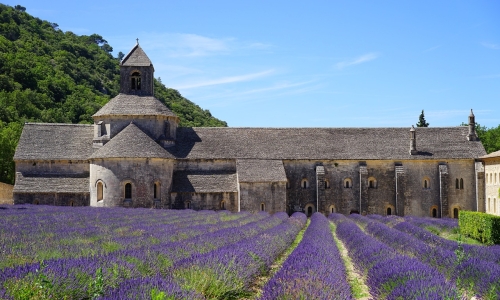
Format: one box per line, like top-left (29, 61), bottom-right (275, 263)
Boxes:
top-left (0, 4), bottom-right (226, 184)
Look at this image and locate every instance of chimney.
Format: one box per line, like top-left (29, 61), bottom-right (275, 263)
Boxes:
top-left (468, 109), bottom-right (478, 141)
top-left (410, 125), bottom-right (418, 155)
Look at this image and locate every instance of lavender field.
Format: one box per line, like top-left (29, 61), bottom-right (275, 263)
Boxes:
top-left (1, 205), bottom-right (500, 299)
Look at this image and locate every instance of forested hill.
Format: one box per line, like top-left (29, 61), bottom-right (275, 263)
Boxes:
top-left (0, 3), bottom-right (227, 184)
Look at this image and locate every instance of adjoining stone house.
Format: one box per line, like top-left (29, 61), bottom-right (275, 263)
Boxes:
top-left (12, 43), bottom-right (488, 217)
top-left (480, 150), bottom-right (500, 215)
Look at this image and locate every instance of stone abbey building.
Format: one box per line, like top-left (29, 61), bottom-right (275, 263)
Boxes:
top-left (13, 43), bottom-right (488, 218)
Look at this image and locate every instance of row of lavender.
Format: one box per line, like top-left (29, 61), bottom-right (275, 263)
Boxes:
top-left (349, 214), bottom-right (500, 299)
top-left (260, 213), bottom-right (352, 300)
top-left (0, 205), bottom-right (306, 299)
top-left (330, 213), bottom-right (459, 299)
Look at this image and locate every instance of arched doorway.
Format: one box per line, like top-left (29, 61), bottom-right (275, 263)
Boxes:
top-left (304, 204), bottom-right (315, 217)
top-left (453, 208), bottom-right (459, 219)
top-left (386, 207), bottom-right (392, 215)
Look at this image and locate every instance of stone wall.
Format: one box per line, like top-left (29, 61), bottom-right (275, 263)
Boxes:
top-left (0, 182), bottom-right (13, 205)
top-left (283, 159), bottom-right (477, 217)
top-left (239, 182), bottom-right (286, 213)
top-left (14, 192), bottom-right (89, 206)
top-left (90, 158), bottom-right (174, 208)
top-left (170, 192), bottom-right (238, 212)
top-left (485, 157), bottom-right (500, 215)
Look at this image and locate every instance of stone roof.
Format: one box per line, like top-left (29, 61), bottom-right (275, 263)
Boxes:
top-left (480, 150), bottom-right (500, 159)
top-left (171, 171), bottom-right (238, 193)
top-left (13, 173), bottom-right (89, 193)
top-left (121, 44), bottom-right (152, 67)
top-left (14, 123), bottom-right (93, 161)
top-left (92, 94), bottom-right (178, 118)
top-left (174, 127), bottom-right (486, 160)
top-left (236, 159), bottom-right (287, 182)
top-left (91, 123), bottom-right (174, 159)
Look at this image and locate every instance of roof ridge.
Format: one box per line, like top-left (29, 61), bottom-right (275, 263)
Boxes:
top-left (24, 123), bottom-right (92, 127)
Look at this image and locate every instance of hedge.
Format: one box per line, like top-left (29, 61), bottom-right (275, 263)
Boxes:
top-left (459, 210), bottom-right (500, 245)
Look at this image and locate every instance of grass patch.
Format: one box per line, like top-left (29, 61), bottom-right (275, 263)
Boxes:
top-left (174, 266), bottom-right (249, 300)
top-left (330, 222), bottom-right (371, 299)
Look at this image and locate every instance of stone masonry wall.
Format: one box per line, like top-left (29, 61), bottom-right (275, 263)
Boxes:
top-left (170, 192), bottom-right (238, 212)
top-left (239, 182), bottom-right (286, 213)
top-left (14, 192), bottom-right (89, 206)
top-left (0, 182), bottom-right (13, 205)
top-left (283, 159), bottom-right (477, 217)
top-left (90, 158), bottom-right (174, 208)
top-left (485, 157), bottom-right (500, 215)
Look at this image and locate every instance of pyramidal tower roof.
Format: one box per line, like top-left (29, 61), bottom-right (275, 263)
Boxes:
top-left (121, 40), bottom-right (153, 67)
top-left (90, 123), bottom-right (173, 159)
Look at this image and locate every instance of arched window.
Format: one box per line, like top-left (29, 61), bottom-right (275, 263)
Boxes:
top-left (260, 203), bottom-right (265, 211)
top-left (460, 178), bottom-right (464, 190)
top-left (432, 207), bottom-right (437, 218)
top-left (301, 179), bottom-right (309, 189)
top-left (495, 198), bottom-right (497, 214)
top-left (324, 179), bottom-right (330, 189)
top-left (387, 207), bottom-right (392, 215)
top-left (344, 178), bottom-right (352, 188)
top-left (488, 198), bottom-right (491, 212)
top-left (125, 183), bottom-right (132, 199)
top-left (329, 205), bottom-right (336, 214)
top-left (368, 177), bottom-right (377, 189)
top-left (456, 178), bottom-right (459, 189)
top-left (97, 182), bottom-right (103, 201)
top-left (423, 177), bottom-right (430, 189)
top-left (186, 201), bottom-right (191, 209)
top-left (131, 71), bottom-right (141, 90)
top-left (69, 200), bottom-right (74, 207)
top-left (165, 121), bottom-right (170, 138)
top-left (153, 182), bottom-right (160, 199)
top-left (220, 201), bottom-right (226, 210)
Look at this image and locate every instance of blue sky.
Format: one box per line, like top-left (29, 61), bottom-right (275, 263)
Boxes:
top-left (4, 1), bottom-right (500, 128)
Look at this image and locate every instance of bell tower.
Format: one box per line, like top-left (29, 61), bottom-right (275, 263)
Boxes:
top-left (119, 39), bottom-right (154, 96)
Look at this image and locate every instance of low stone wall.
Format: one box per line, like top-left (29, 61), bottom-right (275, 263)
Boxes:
top-left (0, 182), bottom-right (13, 205)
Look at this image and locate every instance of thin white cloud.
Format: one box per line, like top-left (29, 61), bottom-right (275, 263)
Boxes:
top-left (336, 53), bottom-right (379, 69)
top-left (174, 69), bottom-right (275, 90)
top-left (481, 42), bottom-right (500, 50)
top-left (423, 44), bottom-right (442, 52)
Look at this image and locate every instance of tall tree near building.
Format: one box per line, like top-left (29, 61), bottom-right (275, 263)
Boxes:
top-left (416, 110), bottom-right (429, 127)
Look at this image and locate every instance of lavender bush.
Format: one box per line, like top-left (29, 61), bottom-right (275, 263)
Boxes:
top-left (331, 213), bottom-right (459, 299)
top-left (171, 212), bottom-right (306, 299)
top-left (260, 212), bottom-right (352, 300)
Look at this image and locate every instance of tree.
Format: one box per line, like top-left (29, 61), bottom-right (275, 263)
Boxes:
top-left (14, 5), bottom-right (26, 12)
top-left (416, 110), bottom-right (429, 127)
top-left (117, 51), bottom-right (125, 61)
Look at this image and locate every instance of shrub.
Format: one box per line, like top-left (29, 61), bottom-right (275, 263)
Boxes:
top-left (459, 211), bottom-right (500, 245)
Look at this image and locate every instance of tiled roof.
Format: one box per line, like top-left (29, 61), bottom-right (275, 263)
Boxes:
top-left (121, 44), bottom-right (152, 67)
top-left (91, 123), bottom-right (174, 159)
top-left (14, 123), bottom-right (93, 161)
top-left (480, 150), bottom-right (500, 159)
top-left (92, 94), bottom-right (178, 118)
top-left (172, 171), bottom-right (238, 193)
top-left (13, 173), bottom-right (89, 193)
top-left (174, 127), bottom-right (486, 160)
top-left (236, 159), bottom-right (287, 182)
